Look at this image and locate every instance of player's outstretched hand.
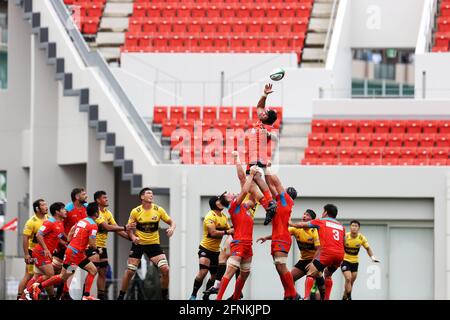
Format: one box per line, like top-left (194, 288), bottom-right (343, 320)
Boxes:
top-left (256, 237), bottom-right (266, 244)
top-left (371, 256), bottom-right (380, 263)
top-left (264, 83), bottom-right (274, 95)
top-left (166, 227), bottom-right (175, 237)
top-left (249, 165), bottom-right (258, 176)
top-left (127, 222), bottom-right (137, 230)
top-left (132, 236), bottom-right (140, 245)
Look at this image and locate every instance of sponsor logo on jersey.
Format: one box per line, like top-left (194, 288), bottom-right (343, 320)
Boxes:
top-left (325, 221), bottom-right (343, 230)
top-left (77, 220), bottom-right (87, 228)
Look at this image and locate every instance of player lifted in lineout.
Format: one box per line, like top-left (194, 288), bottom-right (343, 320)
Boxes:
top-left (246, 83), bottom-right (279, 226)
top-left (341, 220), bottom-right (380, 300)
top-left (256, 162), bottom-right (300, 299)
top-left (289, 204), bottom-right (345, 300)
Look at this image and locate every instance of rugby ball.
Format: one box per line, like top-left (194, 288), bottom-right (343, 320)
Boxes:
top-left (269, 68), bottom-right (285, 81)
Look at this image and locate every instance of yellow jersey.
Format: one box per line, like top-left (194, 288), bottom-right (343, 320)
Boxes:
top-left (200, 210), bottom-right (230, 252)
top-left (23, 214), bottom-right (47, 250)
top-left (128, 203), bottom-right (171, 245)
top-left (344, 232), bottom-right (370, 263)
top-left (289, 227), bottom-right (320, 261)
top-left (95, 208), bottom-right (117, 248)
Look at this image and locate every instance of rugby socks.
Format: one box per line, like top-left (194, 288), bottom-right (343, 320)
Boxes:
top-left (216, 276), bottom-right (231, 300)
top-left (235, 268), bottom-right (240, 279)
top-left (55, 282), bottom-right (64, 299)
top-left (63, 281), bottom-right (70, 294)
top-left (279, 273), bottom-right (288, 298)
top-left (40, 275), bottom-right (63, 289)
top-left (232, 276), bottom-right (247, 300)
top-left (191, 277), bottom-right (203, 297)
top-left (161, 288), bottom-right (169, 300)
top-left (259, 190), bottom-right (274, 210)
top-left (97, 290), bottom-right (106, 300)
top-left (305, 276), bottom-right (315, 299)
top-left (117, 290), bottom-right (126, 300)
top-left (213, 264), bottom-right (226, 289)
top-left (83, 273), bottom-right (95, 296)
top-left (26, 275), bottom-right (44, 292)
top-left (280, 272), bottom-right (297, 298)
top-left (324, 278), bottom-right (333, 300)
top-left (205, 278), bottom-right (215, 292)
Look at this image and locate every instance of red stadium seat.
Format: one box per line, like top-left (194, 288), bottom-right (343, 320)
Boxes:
top-left (417, 148), bottom-right (432, 159)
top-left (147, 6), bottom-right (161, 18)
top-left (235, 107), bottom-right (250, 121)
top-left (436, 135), bottom-right (450, 147)
top-left (405, 120), bottom-right (422, 134)
top-left (339, 133), bottom-right (355, 148)
top-left (387, 134), bottom-right (404, 147)
top-left (170, 106), bottom-right (185, 122)
top-left (203, 106), bottom-right (218, 121)
top-left (371, 134), bottom-right (387, 148)
top-left (129, 20), bottom-right (142, 33)
top-left (365, 159), bottom-right (382, 166)
top-left (398, 159), bottom-right (415, 166)
top-left (321, 148), bottom-right (338, 159)
top-left (304, 147), bottom-right (321, 159)
top-left (186, 106), bottom-right (201, 121)
top-left (143, 20), bottom-right (157, 32)
top-left (381, 159), bottom-right (399, 166)
top-left (162, 120), bottom-right (178, 137)
top-left (432, 148), bottom-right (449, 159)
top-left (373, 120), bottom-right (390, 134)
top-left (342, 120), bottom-right (358, 134)
top-left (311, 119), bottom-right (327, 133)
top-left (429, 159), bottom-right (448, 166)
top-left (383, 147), bottom-right (401, 159)
top-left (390, 120), bottom-right (406, 134)
top-left (400, 148), bottom-right (417, 159)
top-left (308, 133), bottom-right (324, 148)
top-left (403, 134), bottom-right (419, 147)
top-left (327, 120), bottom-right (342, 134)
top-left (419, 134), bottom-right (435, 148)
top-left (252, 6), bottom-right (265, 18)
top-left (367, 148), bottom-right (382, 159)
top-left (355, 134), bottom-right (371, 147)
top-left (338, 148), bottom-right (353, 160)
top-left (219, 106), bottom-right (234, 121)
top-left (323, 134), bottom-right (339, 147)
top-left (293, 20), bottom-right (308, 34)
top-left (422, 121), bottom-right (439, 134)
top-left (438, 121), bottom-right (450, 134)
top-left (358, 120), bottom-right (374, 134)
top-left (153, 106), bottom-right (168, 124)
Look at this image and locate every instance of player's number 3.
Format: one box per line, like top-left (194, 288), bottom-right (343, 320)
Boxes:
top-left (332, 229), bottom-right (340, 241)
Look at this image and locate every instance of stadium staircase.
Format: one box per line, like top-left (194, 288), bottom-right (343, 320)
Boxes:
top-left (16, 0), bottom-right (166, 194)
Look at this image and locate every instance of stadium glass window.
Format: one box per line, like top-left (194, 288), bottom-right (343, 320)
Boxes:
top-left (351, 49), bottom-right (414, 98)
top-left (0, 0), bottom-right (7, 89)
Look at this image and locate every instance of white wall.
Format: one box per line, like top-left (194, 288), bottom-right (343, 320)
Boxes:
top-left (351, 0), bottom-right (425, 48)
top-left (415, 53), bottom-right (450, 99)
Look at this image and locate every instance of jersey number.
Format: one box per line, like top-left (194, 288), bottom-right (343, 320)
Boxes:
top-left (332, 230), bottom-right (340, 241)
top-left (73, 227), bottom-right (80, 238)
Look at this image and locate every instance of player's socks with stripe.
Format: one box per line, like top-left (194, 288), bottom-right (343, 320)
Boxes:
top-left (83, 273), bottom-right (96, 297)
top-left (26, 275), bottom-right (44, 293)
top-left (281, 271), bottom-right (297, 298)
top-left (324, 278), bottom-right (333, 300)
top-left (117, 290), bottom-right (126, 300)
top-left (161, 288), bottom-right (169, 300)
top-left (41, 275), bottom-right (63, 289)
top-left (232, 276), bottom-right (247, 300)
top-left (216, 276), bottom-right (231, 300)
top-left (190, 277), bottom-right (203, 299)
top-left (304, 276), bottom-right (315, 299)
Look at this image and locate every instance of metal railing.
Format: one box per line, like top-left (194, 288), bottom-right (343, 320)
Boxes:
top-left (323, 0), bottom-right (340, 62)
top-left (50, 0), bottom-right (165, 162)
top-left (416, 0), bottom-right (438, 53)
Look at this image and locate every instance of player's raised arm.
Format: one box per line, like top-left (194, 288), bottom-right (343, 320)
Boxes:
top-left (289, 219), bottom-right (316, 229)
top-left (232, 151), bottom-right (246, 188)
top-left (235, 166), bottom-right (257, 205)
top-left (256, 83), bottom-right (274, 113)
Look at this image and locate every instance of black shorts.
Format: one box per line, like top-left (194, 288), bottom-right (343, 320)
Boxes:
top-left (198, 246), bottom-right (220, 268)
top-left (245, 161), bottom-right (266, 174)
top-left (93, 247), bottom-right (109, 268)
top-left (294, 259), bottom-right (312, 273)
top-left (52, 247), bottom-right (65, 260)
top-left (129, 243), bottom-right (164, 259)
top-left (341, 260), bottom-right (359, 273)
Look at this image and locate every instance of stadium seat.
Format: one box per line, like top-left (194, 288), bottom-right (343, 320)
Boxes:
top-left (162, 120), bottom-right (178, 137)
top-left (340, 133), bottom-right (355, 148)
top-left (327, 120), bottom-right (342, 134)
top-left (422, 121), bottom-right (438, 134)
top-left (373, 120), bottom-right (390, 134)
top-left (323, 134), bottom-right (339, 147)
top-left (438, 121), bottom-right (450, 134)
top-left (404, 134), bottom-right (419, 147)
top-left (219, 107), bottom-right (234, 121)
top-left (383, 148), bottom-right (401, 159)
top-left (235, 107), bottom-right (250, 121)
top-left (387, 134), bottom-right (404, 147)
top-left (417, 148), bottom-right (432, 159)
top-left (358, 120), bottom-right (374, 134)
top-left (342, 120), bottom-right (358, 134)
top-left (367, 148), bottom-right (382, 159)
top-left (432, 148), bottom-right (449, 159)
top-left (436, 135), bottom-right (450, 148)
top-left (338, 148), bottom-right (353, 159)
top-left (390, 120), bottom-right (406, 134)
top-left (419, 134), bottom-right (435, 147)
top-left (400, 148), bottom-right (417, 159)
top-left (186, 106), bottom-right (201, 121)
top-left (311, 120), bottom-right (327, 133)
top-left (405, 120), bottom-right (422, 134)
top-left (355, 134), bottom-right (371, 147)
top-left (371, 134), bottom-right (387, 148)
top-left (308, 133), bottom-right (323, 148)
top-left (153, 106), bottom-right (168, 124)
top-left (170, 106), bottom-right (185, 122)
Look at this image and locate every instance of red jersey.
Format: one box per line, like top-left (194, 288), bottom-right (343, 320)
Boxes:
top-left (308, 218), bottom-right (345, 256)
top-left (228, 199), bottom-right (255, 243)
top-left (248, 120), bottom-right (273, 164)
top-left (68, 217), bottom-right (98, 252)
top-left (64, 202), bottom-right (87, 235)
top-left (272, 192), bottom-right (294, 240)
top-left (34, 216), bottom-right (65, 253)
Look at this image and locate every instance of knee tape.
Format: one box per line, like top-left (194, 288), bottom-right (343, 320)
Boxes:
top-left (128, 264), bottom-right (138, 272)
top-left (227, 257), bottom-right (240, 269)
top-left (157, 259), bottom-right (169, 269)
top-left (52, 258), bottom-right (63, 268)
top-left (273, 256), bottom-right (288, 265)
top-left (240, 261), bottom-right (251, 272)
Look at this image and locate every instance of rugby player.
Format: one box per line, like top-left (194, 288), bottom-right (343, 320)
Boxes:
top-left (117, 188), bottom-right (176, 300)
top-left (216, 166), bottom-right (258, 300)
top-left (24, 202), bottom-right (67, 300)
top-left (92, 190), bottom-right (134, 300)
top-left (341, 220), bottom-right (380, 300)
top-left (288, 209), bottom-right (320, 299)
top-left (18, 199), bottom-right (47, 300)
top-left (189, 195), bottom-right (233, 300)
top-left (31, 202), bottom-right (100, 300)
top-left (256, 163), bottom-right (299, 299)
top-left (289, 204), bottom-right (345, 300)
